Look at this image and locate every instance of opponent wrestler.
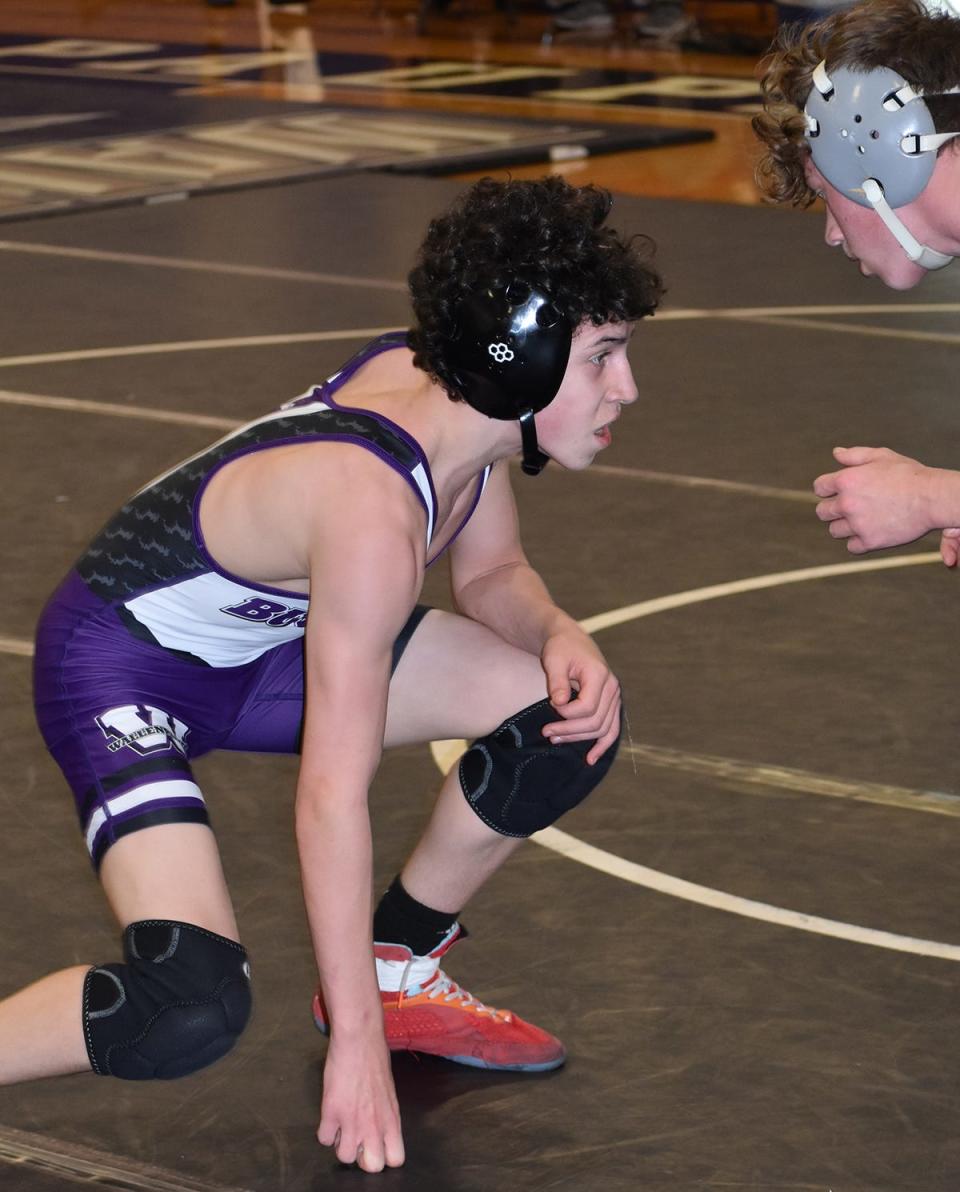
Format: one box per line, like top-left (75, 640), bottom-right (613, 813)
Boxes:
top-left (0, 176), bottom-right (662, 1173)
top-left (753, 0), bottom-right (960, 559)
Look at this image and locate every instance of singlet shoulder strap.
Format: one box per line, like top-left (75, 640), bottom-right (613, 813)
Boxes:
top-left (319, 331), bottom-right (410, 396)
top-left (280, 331), bottom-right (439, 546)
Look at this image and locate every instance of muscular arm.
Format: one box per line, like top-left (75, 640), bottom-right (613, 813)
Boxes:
top-left (449, 462), bottom-right (620, 762)
top-left (295, 457), bottom-right (423, 1172)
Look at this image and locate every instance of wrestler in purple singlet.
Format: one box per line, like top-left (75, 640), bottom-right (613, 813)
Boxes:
top-left (34, 333), bottom-right (490, 869)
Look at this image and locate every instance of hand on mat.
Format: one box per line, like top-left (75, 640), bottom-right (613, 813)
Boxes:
top-left (813, 445), bottom-right (941, 554)
top-left (540, 627), bottom-right (621, 765)
top-left (318, 1034), bottom-right (404, 1173)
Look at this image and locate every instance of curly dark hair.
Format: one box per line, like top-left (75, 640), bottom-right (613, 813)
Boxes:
top-left (407, 175), bottom-right (663, 401)
top-left (753, 0), bottom-right (960, 207)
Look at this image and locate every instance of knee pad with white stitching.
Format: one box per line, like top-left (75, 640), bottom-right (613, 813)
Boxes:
top-left (458, 697), bottom-right (621, 837)
top-left (83, 920), bottom-right (251, 1080)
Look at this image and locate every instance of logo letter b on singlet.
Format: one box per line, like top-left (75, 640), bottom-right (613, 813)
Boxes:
top-left (221, 598), bottom-right (287, 622)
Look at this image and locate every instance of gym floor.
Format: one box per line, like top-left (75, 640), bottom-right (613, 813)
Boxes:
top-left (2, 4), bottom-right (960, 1191)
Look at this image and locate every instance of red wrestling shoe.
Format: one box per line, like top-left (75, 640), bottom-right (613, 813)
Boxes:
top-left (312, 925), bottom-right (566, 1072)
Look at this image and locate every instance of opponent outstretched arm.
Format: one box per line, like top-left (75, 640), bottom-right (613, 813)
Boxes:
top-left (449, 461), bottom-right (620, 763)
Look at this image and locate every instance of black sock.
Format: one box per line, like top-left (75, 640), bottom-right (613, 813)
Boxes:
top-left (373, 875), bottom-right (461, 956)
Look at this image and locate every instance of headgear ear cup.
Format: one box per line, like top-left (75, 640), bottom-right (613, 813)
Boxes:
top-left (446, 284), bottom-right (572, 476)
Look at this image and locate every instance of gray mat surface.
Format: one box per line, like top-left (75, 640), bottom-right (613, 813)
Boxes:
top-left (1, 174), bottom-right (960, 1191)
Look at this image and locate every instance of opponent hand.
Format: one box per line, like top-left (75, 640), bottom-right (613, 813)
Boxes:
top-left (941, 528), bottom-right (960, 568)
top-left (540, 627), bottom-right (621, 765)
top-left (317, 1034), bottom-right (404, 1173)
top-left (813, 446), bottom-right (939, 554)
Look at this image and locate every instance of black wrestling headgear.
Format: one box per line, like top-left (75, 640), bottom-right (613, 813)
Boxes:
top-left (446, 283), bottom-right (572, 477)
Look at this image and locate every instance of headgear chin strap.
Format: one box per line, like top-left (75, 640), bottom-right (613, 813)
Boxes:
top-left (517, 410), bottom-right (549, 477)
top-left (445, 284), bottom-right (572, 478)
top-left (804, 60), bottom-right (960, 271)
top-left (860, 178), bottom-right (952, 269)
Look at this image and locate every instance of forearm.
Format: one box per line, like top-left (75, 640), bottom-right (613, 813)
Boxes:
top-left (454, 561), bottom-right (576, 654)
top-left (296, 790), bottom-right (381, 1038)
top-left (300, 786), bottom-right (405, 1173)
top-left (297, 622), bottom-right (402, 1039)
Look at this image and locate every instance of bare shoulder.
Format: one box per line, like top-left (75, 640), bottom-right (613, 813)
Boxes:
top-left (293, 441), bottom-right (425, 528)
top-left (199, 437), bottom-right (427, 594)
top-left (303, 444), bottom-right (427, 656)
top-left (293, 442), bottom-right (428, 578)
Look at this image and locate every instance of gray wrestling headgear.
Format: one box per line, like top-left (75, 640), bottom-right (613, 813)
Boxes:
top-left (804, 61), bottom-right (960, 270)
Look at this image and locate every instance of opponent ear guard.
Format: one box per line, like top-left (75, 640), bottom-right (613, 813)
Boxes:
top-left (445, 283), bottom-right (572, 477)
top-left (804, 61), bottom-right (960, 270)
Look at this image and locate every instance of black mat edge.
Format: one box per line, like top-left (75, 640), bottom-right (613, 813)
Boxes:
top-left (384, 124), bottom-right (714, 176)
top-left (0, 112), bottom-right (714, 225)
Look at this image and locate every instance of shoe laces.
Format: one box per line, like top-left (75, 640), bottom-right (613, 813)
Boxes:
top-left (424, 969), bottom-right (512, 1022)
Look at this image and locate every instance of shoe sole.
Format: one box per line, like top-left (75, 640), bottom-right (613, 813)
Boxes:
top-left (313, 1014), bottom-right (566, 1072)
top-left (439, 1052), bottom-right (566, 1072)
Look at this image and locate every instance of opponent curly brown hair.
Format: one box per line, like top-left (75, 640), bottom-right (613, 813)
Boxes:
top-left (753, 0), bottom-right (960, 207)
top-left (407, 175), bottom-right (663, 401)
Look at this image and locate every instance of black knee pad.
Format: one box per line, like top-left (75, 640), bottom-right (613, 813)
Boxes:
top-left (83, 920), bottom-right (252, 1080)
top-left (458, 697), bottom-right (621, 837)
